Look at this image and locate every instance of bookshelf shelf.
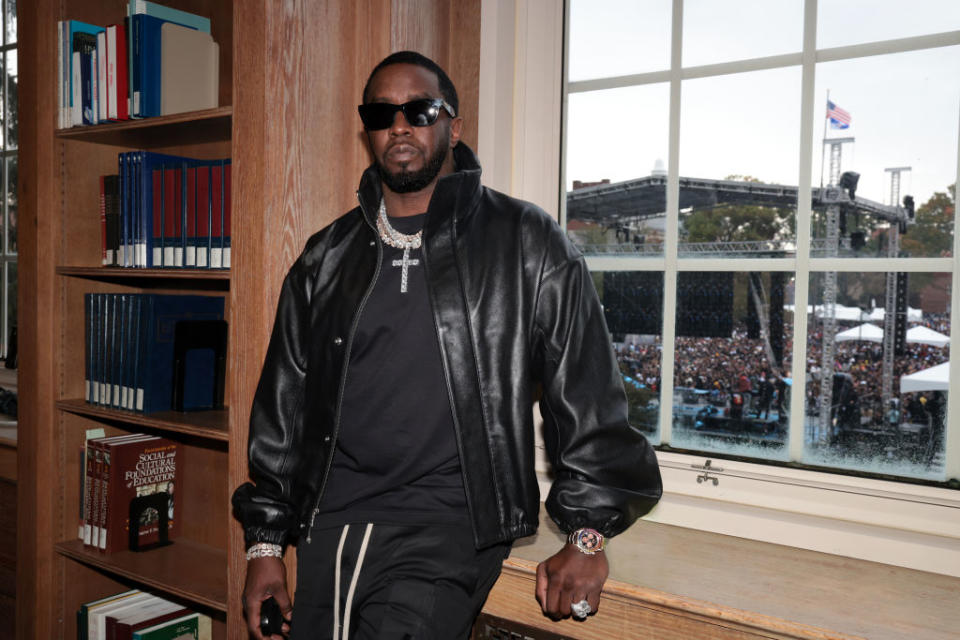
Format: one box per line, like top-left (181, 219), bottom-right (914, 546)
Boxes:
top-left (57, 399), bottom-right (230, 442)
top-left (55, 538), bottom-right (228, 612)
top-left (55, 106), bottom-right (232, 147)
top-left (57, 266), bottom-right (231, 289)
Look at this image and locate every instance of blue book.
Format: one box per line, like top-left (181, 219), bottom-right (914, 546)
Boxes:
top-left (131, 13), bottom-right (198, 118)
top-left (132, 295), bottom-right (144, 411)
top-left (65, 21), bottom-right (104, 126)
top-left (79, 45), bottom-right (95, 125)
top-left (129, 0), bottom-right (210, 33)
top-left (138, 294), bottom-right (225, 413)
top-left (84, 294), bottom-right (93, 402)
top-left (137, 152), bottom-right (203, 267)
top-left (98, 294), bottom-right (109, 405)
top-left (108, 294), bottom-right (120, 407)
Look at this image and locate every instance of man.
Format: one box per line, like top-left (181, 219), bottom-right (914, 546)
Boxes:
top-left (232, 51), bottom-right (662, 640)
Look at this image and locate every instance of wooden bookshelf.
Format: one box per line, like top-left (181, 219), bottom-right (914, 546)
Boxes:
top-left (55, 538), bottom-right (228, 612)
top-left (57, 399), bottom-right (229, 442)
top-left (19, 1), bottom-right (483, 638)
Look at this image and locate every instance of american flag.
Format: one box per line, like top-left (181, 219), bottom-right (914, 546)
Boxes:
top-left (827, 100), bottom-right (851, 129)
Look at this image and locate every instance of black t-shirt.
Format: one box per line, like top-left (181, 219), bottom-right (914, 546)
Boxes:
top-left (314, 213), bottom-right (469, 528)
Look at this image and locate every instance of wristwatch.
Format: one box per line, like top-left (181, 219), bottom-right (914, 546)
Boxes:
top-left (568, 528), bottom-right (606, 555)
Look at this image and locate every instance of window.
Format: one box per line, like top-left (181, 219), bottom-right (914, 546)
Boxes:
top-left (564, 0), bottom-right (959, 486)
top-left (0, 0), bottom-right (14, 361)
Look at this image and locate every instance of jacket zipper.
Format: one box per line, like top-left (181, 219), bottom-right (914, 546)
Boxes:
top-left (420, 212), bottom-right (480, 538)
top-left (306, 192), bottom-right (383, 543)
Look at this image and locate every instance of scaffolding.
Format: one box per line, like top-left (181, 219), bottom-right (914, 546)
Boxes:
top-left (881, 167), bottom-right (911, 412)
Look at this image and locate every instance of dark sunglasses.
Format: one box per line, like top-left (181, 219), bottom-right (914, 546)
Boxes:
top-left (358, 98), bottom-right (456, 131)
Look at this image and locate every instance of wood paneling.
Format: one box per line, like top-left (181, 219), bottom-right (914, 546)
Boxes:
top-left (17, 0), bottom-right (62, 637)
top-left (227, 2), bottom-right (480, 635)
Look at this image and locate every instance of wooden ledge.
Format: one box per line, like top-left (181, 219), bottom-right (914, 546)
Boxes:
top-left (480, 511), bottom-right (960, 639)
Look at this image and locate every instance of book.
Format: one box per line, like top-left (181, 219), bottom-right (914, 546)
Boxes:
top-left (104, 175), bottom-right (121, 266)
top-left (110, 598), bottom-right (191, 640)
top-left (132, 612), bottom-right (212, 640)
top-left (84, 293), bottom-right (93, 400)
top-left (106, 23), bottom-right (131, 121)
top-left (209, 163), bottom-right (223, 269)
top-left (73, 31), bottom-right (98, 126)
top-left (129, 0), bottom-right (211, 34)
top-left (79, 428), bottom-right (106, 539)
top-left (62, 21), bottom-right (104, 127)
top-left (78, 590), bottom-right (141, 640)
top-left (91, 434), bottom-right (151, 548)
top-left (138, 152), bottom-right (201, 267)
top-left (160, 22), bottom-right (218, 116)
top-left (131, 14), bottom-right (199, 119)
top-left (88, 590), bottom-right (155, 640)
top-left (97, 30), bottom-right (108, 122)
top-left (138, 294), bottom-right (225, 413)
top-left (223, 161), bottom-right (232, 268)
top-left (103, 436), bottom-right (180, 552)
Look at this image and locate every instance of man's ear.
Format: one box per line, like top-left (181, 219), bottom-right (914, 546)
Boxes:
top-left (449, 116), bottom-right (464, 147)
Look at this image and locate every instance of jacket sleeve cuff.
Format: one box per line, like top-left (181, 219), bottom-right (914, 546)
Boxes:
top-left (243, 526), bottom-right (288, 549)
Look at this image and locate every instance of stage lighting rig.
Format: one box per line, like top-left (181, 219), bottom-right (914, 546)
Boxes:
top-left (903, 195), bottom-right (915, 221)
top-left (839, 171), bottom-right (860, 200)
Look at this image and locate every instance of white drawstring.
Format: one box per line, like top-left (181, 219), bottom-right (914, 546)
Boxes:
top-left (341, 523), bottom-right (375, 640)
top-left (333, 525), bottom-right (350, 640)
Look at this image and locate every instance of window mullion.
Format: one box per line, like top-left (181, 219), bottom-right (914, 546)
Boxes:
top-left (658, 0), bottom-right (685, 445)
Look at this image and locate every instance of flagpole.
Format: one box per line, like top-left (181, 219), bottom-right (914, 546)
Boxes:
top-left (820, 89), bottom-right (830, 189)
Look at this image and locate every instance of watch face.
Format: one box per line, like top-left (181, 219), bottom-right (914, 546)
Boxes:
top-left (575, 529), bottom-right (603, 552)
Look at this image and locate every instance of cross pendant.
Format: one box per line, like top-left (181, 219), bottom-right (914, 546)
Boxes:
top-left (391, 246), bottom-right (420, 293)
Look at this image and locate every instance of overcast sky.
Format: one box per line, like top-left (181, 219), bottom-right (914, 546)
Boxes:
top-left (566, 0), bottom-right (960, 208)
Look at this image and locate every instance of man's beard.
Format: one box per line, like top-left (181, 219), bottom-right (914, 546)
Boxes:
top-left (377, 138), bottom-right (449, 194)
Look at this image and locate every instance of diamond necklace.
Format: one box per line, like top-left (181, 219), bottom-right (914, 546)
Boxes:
top-left (376, 199), bottom-right (422, 293)
top-left (376, 199), bottom-right (422, 250)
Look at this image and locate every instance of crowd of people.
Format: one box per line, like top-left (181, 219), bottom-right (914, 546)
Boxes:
top-left (612, 313), bottom-right (950, 433)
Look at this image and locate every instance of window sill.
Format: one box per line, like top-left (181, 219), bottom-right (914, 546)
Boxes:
top-left (491, 507), bottom-right (960, 640)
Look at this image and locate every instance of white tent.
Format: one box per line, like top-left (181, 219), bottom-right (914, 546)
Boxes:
top-left (835, 323), bottom-right (884, 343)
top-left (900, 362), bottom-right (950, 393)
top-left (862, 307), bottom-right (924, 322)
top-left (906, 326), bottom-right (950, 348)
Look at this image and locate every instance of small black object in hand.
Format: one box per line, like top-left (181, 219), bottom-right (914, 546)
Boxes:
top-left (260, 596), bottom-right (288, 637)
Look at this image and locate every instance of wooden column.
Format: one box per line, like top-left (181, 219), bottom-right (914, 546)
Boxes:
top-left (228, 1), bottom-right (480, 635)
top-left (16, 0), bottom-right (62, 637)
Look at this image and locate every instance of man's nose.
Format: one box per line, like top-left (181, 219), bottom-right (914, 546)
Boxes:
top-left (389, 109), bottom-right (412, 134)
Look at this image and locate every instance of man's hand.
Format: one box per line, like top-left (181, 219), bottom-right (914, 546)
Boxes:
top-left (243, 556), bottom-right (292, 639)
top-left (535, 543), bottom-right (609, 620)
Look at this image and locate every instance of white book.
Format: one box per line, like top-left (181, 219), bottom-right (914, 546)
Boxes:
top-left (97, 31), bottom-right (108, 122)
top-left (71, 51), bottom-right (82, 126)
top-left (106, 25), bottom-right (118, 120)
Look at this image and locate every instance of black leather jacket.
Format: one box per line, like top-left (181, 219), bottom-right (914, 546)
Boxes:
top-left (232, 143), bottom-right (662, 549)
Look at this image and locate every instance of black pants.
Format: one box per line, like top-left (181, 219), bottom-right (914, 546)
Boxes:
top-left (290, 522), bottom-right (511, 640)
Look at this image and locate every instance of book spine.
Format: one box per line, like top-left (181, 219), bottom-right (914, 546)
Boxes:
top-left (118, 20), bottom-right (130, 120)
top-left (106, 25), bottom-right (116, 120)
top-left (132, 15), bottom-right (142, 117)
top-left (185, 166), bottom-right (196, 267)
top-left (210, 163), bottom-right (222, 268)
top-left (72, 51), bottom-right (82, 126)
top-left (100, 175), bottom-right (108, 265)
top-left (99, 439), bottom-right (111, 550)
top-left (152, 167), bottom-right (163, 267)
top-left (90, 440), bottom-right (103, 548)
top-left (97, 31), bottom-right (108, 122)
top-left (84, 293), bottom-right (92, 401)
top-left (223, 162), bottom-right (231, 269)
top-left (58, 22), bottom-right (64, 128)
top-left (175, 163), bottom-right (185, 267)
top-left (83, 440), bottom-right (96, 545)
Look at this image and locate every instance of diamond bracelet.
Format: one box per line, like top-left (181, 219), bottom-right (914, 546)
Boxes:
top-left (246, 542), bottom-right (283, 561)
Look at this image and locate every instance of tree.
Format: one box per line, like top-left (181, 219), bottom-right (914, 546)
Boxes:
top-left (680, 175), bottom-right (794, 244)
top-left (900, 184), bottom-right (954, 258)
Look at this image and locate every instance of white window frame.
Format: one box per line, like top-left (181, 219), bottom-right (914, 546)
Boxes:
top-left (479, 0), bottom-right (960, 577)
